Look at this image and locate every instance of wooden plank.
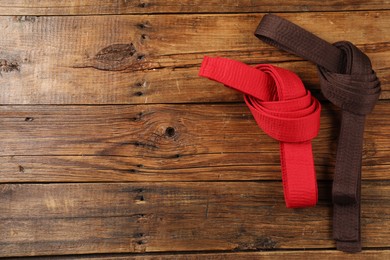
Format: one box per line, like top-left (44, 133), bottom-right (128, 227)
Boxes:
top-left (0, 103), bottom-right (389, 183)
top-left (0, 1), bottom-right (388, 15)
top-left (43, 250), bottom-right (390, 260)
top-left (0, 12), bottom-right (388, 104)
top-left (1, 182), bottom-right (390, 256)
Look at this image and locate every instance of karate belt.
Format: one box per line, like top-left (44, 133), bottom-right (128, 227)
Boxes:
top-left (255, 14), bottom-right (381, 252)
top-left (199, 56), bottom-right (321, 208)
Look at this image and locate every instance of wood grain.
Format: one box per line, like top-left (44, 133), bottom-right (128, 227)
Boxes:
top-left (1, 181), bottom-right (390, 256)
top-left (44, 250), bottom-right (390, 260)
top-left (0, 103), bottom-right (389, 183)
top-left (0, 12), bottom-right (388, 104)
top-left (0, 1), bottom-right (389, 259)
top-left (0, 0), bottom-right (388, 15)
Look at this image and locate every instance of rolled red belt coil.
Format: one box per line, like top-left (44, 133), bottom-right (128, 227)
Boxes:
top-left (199, 56), bottom-right (321, 208)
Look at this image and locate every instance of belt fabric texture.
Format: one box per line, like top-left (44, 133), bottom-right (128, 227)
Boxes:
top-left (199, 56), bottom-right (321, 208)
top-left (255, 14), bottom-right (381, 253)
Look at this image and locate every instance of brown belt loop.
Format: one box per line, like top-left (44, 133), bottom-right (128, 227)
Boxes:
top-left (254, 14), bottom-right (381, 253)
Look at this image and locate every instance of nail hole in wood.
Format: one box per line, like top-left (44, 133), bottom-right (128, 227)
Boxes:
top-left (134, 233), bottom-right (144, 238)
top-left (165, 127), bottom-right (176, 137)
top-left (136, 195), bottom-right (145, 201)
top-left (135, 82), bottom-right (144, 87)
top-left (25, 117), bottom-right (34, 122)
top-left (136, 23), bottom-right (147, 29)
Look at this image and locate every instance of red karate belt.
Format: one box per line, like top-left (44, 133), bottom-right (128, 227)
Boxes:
top-left (199, 56), bottom-right (321, 208)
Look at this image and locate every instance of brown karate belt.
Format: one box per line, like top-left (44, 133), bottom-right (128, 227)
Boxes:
top-left (254, 14), bottom-right (381, 253)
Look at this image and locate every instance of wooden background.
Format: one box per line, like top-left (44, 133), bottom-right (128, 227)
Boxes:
top-left (0, 1), bottom-right (389, 259)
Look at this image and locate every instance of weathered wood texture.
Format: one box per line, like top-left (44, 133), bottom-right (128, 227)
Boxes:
top-left (1, 182), bottom-right (390, 256)
top-left (41, 250), bottom-right (390, 260)
top-left (0, 0), bottom-right (388, 15)
top-left (0, 103), bottom-right (389, 183)
top-left (0, 12), bottom-right (388, 104)
top-left (1, 1), bottom-right (389, 259)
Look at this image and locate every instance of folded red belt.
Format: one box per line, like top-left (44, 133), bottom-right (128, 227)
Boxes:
top-left (199, 56), bottom-right (321, 208)
top-left (255, 14), bottom-right (381, 253)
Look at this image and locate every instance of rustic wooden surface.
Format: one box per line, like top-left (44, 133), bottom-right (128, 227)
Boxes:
top-left (2, 182), bottom-right (390, 256)
top-left (0, 12), bottom-right (389, 104)
top-left (0, 1), bottom-right (389, 15)
top-left (38, 251), bottom-right (390, 260)
top-left (0, 1), bottom-right (389, 259)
